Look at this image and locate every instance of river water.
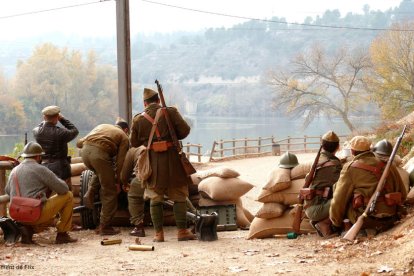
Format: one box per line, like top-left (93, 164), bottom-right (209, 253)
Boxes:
top-left (0, 115), bottom-right (379, 155)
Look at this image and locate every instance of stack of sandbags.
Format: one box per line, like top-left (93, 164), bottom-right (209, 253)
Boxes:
top-left (194, 167), bottom-right (255, 229)
top-left (248, 163), bottom-right (314, 239)
top-left (70, 161), bottom-right (87, 198)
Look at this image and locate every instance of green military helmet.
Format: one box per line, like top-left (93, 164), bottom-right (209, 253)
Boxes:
top-left (373, 139), bottom-right (393, 157)
top-left (21, 141), bottom-right (45, 158)
top-left (278, 152), bottom-right (299, 169)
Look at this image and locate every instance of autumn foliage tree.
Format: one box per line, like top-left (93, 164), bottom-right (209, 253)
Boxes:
top-left (368, 21), bottom-right (414, 120)
top-left (12, 43), bottom-right (118, 131)
top-left (267, 44), bottom-right (371, 132)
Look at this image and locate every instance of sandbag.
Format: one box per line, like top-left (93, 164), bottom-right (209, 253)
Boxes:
top-left (263, 167), bottom-right (291, 192)
top-left (190, 174), bottom-right (202, 185)
top-left (198, 176), bottom-right (254, 201)
top-left (71, 163), bottom-right (87, 176)
top-left (255, 202), bottom-right (287, 219)
top-left (198, 197), bottom-right (237, 207)
top-left (397, 167), bottom-right (410, 194)
top-left (235, 198), bottom-right (250, 229)
top-left (257, 178), bottom-right (304, 205)
top-left (195, 166), bottom-right (240, 179)
top-left (243, 207), bottom-right (255, 223)
top-left (247, 209), bottom-right (314, 239)
top-left (406, 188), bottom-right (414, 204)
top-left (71, 157), bottom-right (83, 164)
top-left (291, 162), bottom-right (312, 180)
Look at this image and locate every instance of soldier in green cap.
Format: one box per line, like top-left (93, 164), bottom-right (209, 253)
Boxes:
top-left (302, 130), bottom-right (342, 238)
top-left (330, 135), bottom-right (407, 237)
top-left (130, 87), bottom-right (196, 242)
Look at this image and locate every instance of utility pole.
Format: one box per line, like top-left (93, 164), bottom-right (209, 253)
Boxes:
top-left (116, 0), bottom-right (132, 125)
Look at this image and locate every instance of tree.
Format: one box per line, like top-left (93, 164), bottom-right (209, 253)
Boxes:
top-left (368, 21), bottom-right (414, 120)
top-left (267, 44), bottom-right (371, 132)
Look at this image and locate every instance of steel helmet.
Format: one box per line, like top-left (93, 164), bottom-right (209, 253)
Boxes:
top-left (21, 142), bottom-right (45, 158)
top-left (373, 139), bottom-right (393, 156)
top-left (278, 152), bottom-right (299, 169)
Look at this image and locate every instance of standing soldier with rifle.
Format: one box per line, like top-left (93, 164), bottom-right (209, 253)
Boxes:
top-left (130, 84), bottom-right (196, 242)
top-left (330, 134), bottom-right (407, 239)
top-left (298, 131), bottom-right (342, 237)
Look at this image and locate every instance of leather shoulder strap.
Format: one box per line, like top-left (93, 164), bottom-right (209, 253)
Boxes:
top-left (350, 161), bottom-right (384, 180)
top-left (142, 111), bottom-right (161, 139)
top-left (147, 109), bottom-right (163, 147)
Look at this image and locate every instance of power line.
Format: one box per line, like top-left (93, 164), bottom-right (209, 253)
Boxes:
top-left (0, 0), bottom-right (113, 20)
top-left (140, 0), bottom-right (414, 32)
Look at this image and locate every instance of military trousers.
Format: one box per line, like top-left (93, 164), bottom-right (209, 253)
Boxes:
top-left (81, 144), bottom-right (117, 225)
top-left (305, 198), bottom-right (331, 222)
top-left (23, 192), bottom-right (73, 233)
top-left (128, 177), bottom-right (145, 226)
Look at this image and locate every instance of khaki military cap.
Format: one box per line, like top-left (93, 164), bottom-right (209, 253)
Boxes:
top-left (322, 130), bottom-right (339, 142)
top-left (42, 105), bottom-right (60, 116)
top-left (143, 88), bottom-right (158, 101)
top-left (349, 136), bottom-right (371, 151)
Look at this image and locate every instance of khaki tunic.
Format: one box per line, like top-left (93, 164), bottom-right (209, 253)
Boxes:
top-left (305, 151), bottom-right (342, 221)
top-left (330, 151), bottom-right (407, 227)
top-left (130, 103), bottom-right (192, 197)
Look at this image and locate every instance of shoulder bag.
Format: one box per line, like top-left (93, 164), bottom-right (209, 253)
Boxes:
top-left (9, 172), bottom-right (42, 223)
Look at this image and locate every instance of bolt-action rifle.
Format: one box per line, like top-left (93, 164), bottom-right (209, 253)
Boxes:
top-left (292, 145), bottom-right (323, 234)
top-left (343, 125), bottom-right (407, 241)
top-left (155, 79), bottom-right (196, 176)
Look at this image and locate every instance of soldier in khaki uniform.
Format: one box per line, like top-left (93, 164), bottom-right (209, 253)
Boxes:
top-left (130, 88), bottom-right (195, 242)
top-left (120, 147), bottom-right (146, 237)
top-left (330, 136), bottom-right (407, 236)
top-left (303, 131), bottom-right (342, 237)
top-left (77, 120), bottom-right (129, 235)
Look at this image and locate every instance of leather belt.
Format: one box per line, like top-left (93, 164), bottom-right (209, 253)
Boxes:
top-left (148, 142), bottom-right (173, 150)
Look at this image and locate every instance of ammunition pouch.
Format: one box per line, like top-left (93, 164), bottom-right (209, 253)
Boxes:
top-left (299, 187), bottom-right (330, 200)
top-left (352, 193), bottom-right (365, 209)
top-left (384, 192), bottom-right (402, 206)
top-left (150, 141), bottom-right (173, 152)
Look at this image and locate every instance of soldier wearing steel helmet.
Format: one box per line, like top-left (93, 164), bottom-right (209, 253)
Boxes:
top-left (330, 136), bottom-right (407, 236)
top-left (5, 142), bottom-right (77, 244)
top-left (303, 131), bottom-right (342, 238)
top-left (278, 152), bottom-right (299, 169)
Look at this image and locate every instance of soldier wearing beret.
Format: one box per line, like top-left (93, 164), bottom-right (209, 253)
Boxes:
top-left (330, 135), bottom-right (407, 236)
top-left (130, 87), bottom-right (195, 242)
top-left (303, 130), bottom-right (342, 237)
top-left (33, 106), bottom-right (79, 184)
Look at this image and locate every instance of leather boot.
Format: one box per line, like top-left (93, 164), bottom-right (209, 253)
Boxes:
top-left (55, 232), bottom-right (78, 244)
top-left (19, 225), bottom-right (34, 244)
top-left (315, 218), bottom-right (334, 238)
top-left (153, 230), bottom-right (164, 242)
top-left (83, 186), bottom-right (95, 210)
top-left (130, 223), bottom-right (145, 237)
top-left (95, 224), bottom-right (120, 235)
top-left (177, 228), bottom-right (197, 241)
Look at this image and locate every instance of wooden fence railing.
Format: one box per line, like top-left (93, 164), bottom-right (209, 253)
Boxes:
top-left (208, 135), bottom-right (348, 162)
top-left (182, 142), bottom-right (203, 163)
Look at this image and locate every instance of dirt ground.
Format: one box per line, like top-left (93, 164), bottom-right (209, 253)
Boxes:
top-left (2, 153), bottom-right (414, 276)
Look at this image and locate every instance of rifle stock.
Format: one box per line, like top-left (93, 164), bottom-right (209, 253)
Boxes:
top-left (292, 145), bottom-right (323, 234)
top-left (342, 125), bottom-right (407, 241)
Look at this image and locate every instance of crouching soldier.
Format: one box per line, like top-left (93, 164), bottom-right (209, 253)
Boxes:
top-left (330, 136), bottom-right (407, 237)
top-left (303, 131), bottom-right (342, 237)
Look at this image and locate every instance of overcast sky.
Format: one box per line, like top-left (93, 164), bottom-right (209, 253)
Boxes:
top-left (0, 0), bottom-right (402, 39)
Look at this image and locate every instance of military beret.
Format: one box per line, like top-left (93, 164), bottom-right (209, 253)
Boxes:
top-left (322, 130), bottom-right (339, 142)
top-left (42, 105), bottom-right (60, 116)
top-left (349, 136), bottom-right (371, 151)
top-left (143, 88), bottom-right (158, 101)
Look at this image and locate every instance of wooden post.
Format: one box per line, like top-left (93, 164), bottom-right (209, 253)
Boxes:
top-left (186, 142), bottom-right (190, 158)
top-left (287, 136), bottom-right (291, 152)
top-left (258, 136), bottom-right (261, 154)
top-left (304, 135), bottom-right (307, 153)
top-left (220, 140), bottom-right (224, 158)
top-left (232, 139), bottom-right (236, 157)
top-left (209, 141), bottom-right (217, 162)
top-left (244, 137), bottom-right (248, 157)
top-left (0, 162), bottom-right (14, 216)
top-left (197, 144), bottom-right (201, 163)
